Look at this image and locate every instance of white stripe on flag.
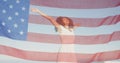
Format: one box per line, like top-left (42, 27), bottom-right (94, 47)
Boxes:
top-left (28, 22), bottom-right (120, 36)
top-left (30, 5), bottom-right (120, 18)
top-left (0, 55), bottom-right (55, 63)
top-left (0, 54), bottom-right (119, 63)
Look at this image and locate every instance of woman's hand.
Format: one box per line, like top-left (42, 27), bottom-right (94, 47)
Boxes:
top-left (31, 8), bottom-right (40, 13)
top-left (31, 8), bottom-right (46, 16)
top-left (73, 23), bottom-right (80, 29)
top-left (75, 23), bottom-right (80, 27)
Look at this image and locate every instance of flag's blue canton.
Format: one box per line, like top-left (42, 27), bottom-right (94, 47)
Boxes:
top-left (0, 0), bottom-right (30, 40)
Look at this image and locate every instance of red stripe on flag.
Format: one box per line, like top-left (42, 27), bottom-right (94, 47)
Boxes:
top-left (30, 0), bottom-right (120, 9)
top-left (0, 45), bottom-right (119, 62)
top-left (29, 15), bottom-right (120, 27)
top-left (27, 31), bottom-right (120, 44)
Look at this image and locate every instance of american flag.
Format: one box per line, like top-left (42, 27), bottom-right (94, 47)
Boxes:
top-left (0, 0), bottom-right (120, 63)
top-left (0, 0), bottom-right (29, 40)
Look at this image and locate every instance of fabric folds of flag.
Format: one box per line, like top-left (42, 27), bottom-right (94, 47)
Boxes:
top-left (0, 0), bottom-right (120, 63)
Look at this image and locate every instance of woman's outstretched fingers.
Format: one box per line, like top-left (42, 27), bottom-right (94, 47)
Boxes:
top-left (31, 8), bottom-right (39, 13)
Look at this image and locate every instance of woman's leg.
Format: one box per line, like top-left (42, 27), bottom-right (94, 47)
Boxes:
top-left (57, 35), bottom-right (77, 63)
top-left (57, 44), bottom-right (77, 63)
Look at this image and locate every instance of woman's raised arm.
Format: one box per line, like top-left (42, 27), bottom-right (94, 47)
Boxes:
top-left (31, 8), bottom-right (60, 28)
top-left (73, 23), bottom-right (80, 29)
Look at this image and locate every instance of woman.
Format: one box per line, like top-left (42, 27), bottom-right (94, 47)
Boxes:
top-left (31, 8), bottom-right (80, 63)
